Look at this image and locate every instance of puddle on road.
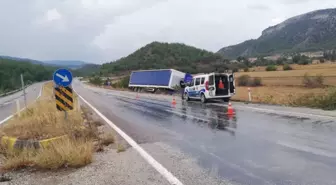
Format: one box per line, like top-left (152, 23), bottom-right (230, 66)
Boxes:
top-left (114, 96), bottom-right (239, 136)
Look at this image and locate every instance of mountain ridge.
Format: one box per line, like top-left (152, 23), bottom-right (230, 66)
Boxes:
top-left (217, 8), bottom-right (336, 58)
top-left (0, 55), bottom-right (90, 69)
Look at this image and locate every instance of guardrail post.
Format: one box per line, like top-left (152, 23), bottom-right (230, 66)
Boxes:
top-left (248, 88), bottom-right (252, 102)
top-left (21, 74), bottom-right (27, 108)
top-left (16, 99), bottom-right (20, 117)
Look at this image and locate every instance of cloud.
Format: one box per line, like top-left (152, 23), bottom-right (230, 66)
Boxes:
top-left (271, 17), bottom-right (285, 25)
top-left (0, 0), bottom-right (335, 63)
top-left (46, 8), bottom-right (61, 21)
top-left (247, 4), bottom-right (271, 10)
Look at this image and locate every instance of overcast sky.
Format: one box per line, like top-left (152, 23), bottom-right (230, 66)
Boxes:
top-left (0, 0), bottom-right (335, 64)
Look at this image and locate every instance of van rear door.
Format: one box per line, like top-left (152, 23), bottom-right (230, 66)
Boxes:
top-left (229, 74), bottom-right (235, 94)
top-left (208, 73), bottom-right (216, 97)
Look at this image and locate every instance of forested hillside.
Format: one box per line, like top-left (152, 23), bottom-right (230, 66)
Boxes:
top-left (218, 8), bottom-right (336, 58)
top-left (100, 42), bottom-right (226, 75)
top-left (0, 58), bottom-right (55, 93)
top-left (72, 64), bottom-right (101, 77)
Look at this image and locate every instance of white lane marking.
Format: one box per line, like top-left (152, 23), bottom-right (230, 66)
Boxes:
top-left (276, 141), bottom-right (336, 158)
top-left (0, 101), bottom-right (13, 106)
top-left (0, 84), bottom-right (43, 125)
top-left (210, 103), bottom-right (336, 120)
top-left (0, 115), bottom-right (14, 125)
top-left (74, 89), bottom-right (184, 185)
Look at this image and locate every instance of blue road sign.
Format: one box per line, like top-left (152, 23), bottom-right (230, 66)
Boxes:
top-left (53, 68), bottom-right (73, 87)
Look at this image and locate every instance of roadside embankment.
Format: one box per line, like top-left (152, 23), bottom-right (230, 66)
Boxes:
top-left (0, 82), bottom-right (172, 185)
top-left (0, 82), bottom-right (95, 170)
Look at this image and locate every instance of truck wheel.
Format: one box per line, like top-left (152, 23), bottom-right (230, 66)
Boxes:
top-left (201, 94), bottom-right (207, 103)
top-left (223, 98), bottom-right (230, 102)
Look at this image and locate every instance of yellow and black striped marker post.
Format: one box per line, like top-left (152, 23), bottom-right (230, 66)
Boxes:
top-left (54, 86), bottom-right (74, 111)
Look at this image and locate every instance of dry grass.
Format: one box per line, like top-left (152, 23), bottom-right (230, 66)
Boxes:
top-left (99, 132), bottom-right (115, 146)
top-left (247, 63), bottom-right (336, 73)
top-left (1, 82), bottom-right (83, 140)
top-left (0, 82), bottom-right (95, 170)
top-left (235, 63), bottom-right (336, 87)
top-left (232, 86), bottom-right (327, 105)
top-left (117, 144), bottom-right (126, 153)
top-left (2, 138), bottom-right (93, 170)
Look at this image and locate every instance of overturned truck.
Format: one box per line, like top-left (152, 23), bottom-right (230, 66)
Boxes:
top-left (128, 69), bottom-right (186, 93)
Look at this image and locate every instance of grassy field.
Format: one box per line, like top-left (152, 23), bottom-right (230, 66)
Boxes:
top-left (0, 82), bottom-right (110, 170)
top-left (233, 63), bottom-right (336, 109)
top-left (237, 63), bottom-right (336, 86)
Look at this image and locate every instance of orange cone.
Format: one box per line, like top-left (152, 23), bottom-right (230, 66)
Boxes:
top-left (227, 102), bottom-right (235, 115)
top-left (172, 97), bottom-right (177, 105)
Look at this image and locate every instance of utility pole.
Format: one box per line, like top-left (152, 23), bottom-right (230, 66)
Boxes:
top-left (21, 74), bottom-right (27, 107)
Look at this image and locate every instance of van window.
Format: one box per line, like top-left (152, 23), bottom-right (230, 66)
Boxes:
top-left (190, 79), bottom-right (195, 86)
top-left (209, 75), bottom-right (214, 85)
top-left (201, 77), bottom-right (205, 84)
top-left (195, 78), bottom-right (200, 86)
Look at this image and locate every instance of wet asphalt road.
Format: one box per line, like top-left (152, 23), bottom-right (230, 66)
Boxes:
top-left (0, 83), bottom-right (43, 123)
top-left (74, 80), bottom-right (336, 185)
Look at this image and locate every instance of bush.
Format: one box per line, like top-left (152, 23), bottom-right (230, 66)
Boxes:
top-left (89, 76), bottom-right (102, 85)
top-left (111, 76), bottom-right (130, 89)
top-left (237, 75), bottom-right (250, 86)
top-left (237, 75), bottom-right (262, 87)
top-left (232, 68), bottom-right (239, 73)
top-left (250, 77), bottom-right (262, 87)
top-left (299, 59), bottom-right (309, 65)
top-left (266, 65), bottom-right (277, 71)
top-left (302, 73), bottom-right (324, 88)
top-left (244, 68), bottom-right (249, 72)
top-left (283, 64), bottom-right (293, 71)
top-left (319, 58), bottom-right (325, 63)
top-left (291, 88), bottom-right (336, 110)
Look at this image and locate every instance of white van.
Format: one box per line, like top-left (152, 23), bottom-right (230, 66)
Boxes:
top-left (182, 73), bottom-right (235, 103)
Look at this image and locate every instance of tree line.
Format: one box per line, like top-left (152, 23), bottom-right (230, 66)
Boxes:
top-left (0, 58), bottom-right (55, 93)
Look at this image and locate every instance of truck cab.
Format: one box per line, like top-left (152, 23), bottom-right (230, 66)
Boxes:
top-left (182, 72), bottom-right (235, 103)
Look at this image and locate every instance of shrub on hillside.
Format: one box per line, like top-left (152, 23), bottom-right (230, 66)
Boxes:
top-left (89, 76), bottom-right (103, 85)
top-left (237, 75), bottom-right (262, 87)
top-left (250, 77), bottom-right (262, 87)
top-left (232, 68), bottom-right (239, 73)
top-left (111, 76), bottom-right (130, 89)
top-left (283, 64), bottom-right (293, 71)
top-left (298, 58), bottom-right (311, 65)
top-left (237, 75), bottom-right (250, 86)
top-left (302, 73), bottom-right (324, 88)
top-left (291, 88), bottom-right (336, 110)
top-left (244, 68), bottom-right (249, 72)
top-left (266, 65), bottom-right (277, 71)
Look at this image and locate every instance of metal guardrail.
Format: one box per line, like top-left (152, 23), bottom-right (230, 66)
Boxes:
top-left (0, 84), bottom-right (31, 98)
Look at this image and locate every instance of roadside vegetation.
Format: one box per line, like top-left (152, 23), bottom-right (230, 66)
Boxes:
top-left (0, 58), bottom-right (54, 94)
top-left (0, 82), bottom-right (116, 170)
top-left (237, 75), bottom-right (262, 87)
top-left (234, 63), bottom-right (336, 110)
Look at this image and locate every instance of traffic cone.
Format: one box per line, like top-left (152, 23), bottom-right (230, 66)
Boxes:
top-left (227, 102), bottom-right (235, 115)
top-left (172, 97), bottom-right (177, 105)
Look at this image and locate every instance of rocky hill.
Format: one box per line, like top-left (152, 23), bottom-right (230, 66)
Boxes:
top-left (217, 8), bottom-right (336, 58)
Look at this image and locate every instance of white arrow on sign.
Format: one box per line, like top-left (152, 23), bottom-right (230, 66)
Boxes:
top-left (56, 73), bottom-right (70, 82)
